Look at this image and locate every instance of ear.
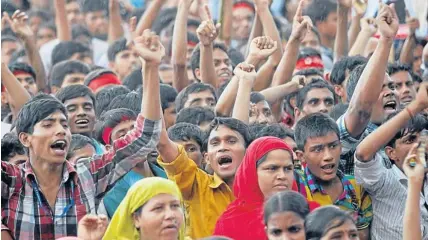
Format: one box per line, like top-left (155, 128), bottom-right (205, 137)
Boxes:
top-left (385, 146), bottom-right (398, 164)
top-left (334, 85), bottom-right (344, 98)
top-left (295, 150), bottom-right (305, 164)
top-left (203, 152), bottom-right (209, 165)
top-left (194, 68), bottom-right (201, 79)
top-left (51, 86), bottom-right (59, 94)
top-left (132, 212), bottom-right (141, 229)
top-left (19, 132), bottom-right (31, 148)
top-left (1, 92), bottom-right (9, 104)
top-left (294, 108), bottom-right (301, 121)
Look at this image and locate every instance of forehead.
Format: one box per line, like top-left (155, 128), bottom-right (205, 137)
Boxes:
top-left (112, 120), bottom-right (135, 132)
top-left (391, 71), bottom-right (411, 82)
top-left (86, 11), bottom-right (106, 17)
top-left (66, 1), bottom-right (80, 9)
top-left (302, 31), bottom-right (319, 42)
top-left (255, 100), bottom-right (270, 110)
top-left (39, 111), bottom-right (68, 122)
top-left (208, 125), bottom-right (244, 141)
top-left (2, 41), bottom-right (19, 49)
top-left (213, 48), bottom-right (229, 60)
top-left (63, 95), bottom-right (94, 106)
top-left (304, 88), bottom-right (334, 101)
top-left (383, 73), bottom-right (393, 84)
top-left (264, 149), bottom-right (293, 163)
top-left (305, 131), bottom-right (339, 147)
top-left (187, 89), bottom-right (214, 100)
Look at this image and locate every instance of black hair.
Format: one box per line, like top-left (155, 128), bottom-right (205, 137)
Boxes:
top-left (1, 132), bottom-right (27, 162)
top-left (104, 91), bottom-right (142, 113)
top-left (385, 113), bottom-right (427, 148)
top-left (250, 92), bottom-right (266, 104)
top-left (122, 68), bottom-right (142, 91)
top-left (255, 123), bottom-right (294, 141)
top-left (28, 9), bottom-right (53, 23)
top-left (160, 84), bottom-right (178, 112)
top-left (204, 117), bottom-right (251, 150)
top-left (55, 85), bottom-right (96, 108)
top-left (346, 64), bottom-right (367, 101)
top-left (296, 80), bottom-right (337, 110)
top-left (1, 35), bottom-right (18, 45)
top-left (1, 0), bottom-right (18, 16)
top-left (228, 47), bottom-right (244, 70)
top-left (305, 206), bottom-right (356, 239)
top-left (82, 0), bottom-right (108, 13)
top-left (72, 24), bottom-right (93, 39)
top-left (107, 37), bottom-right (128, 62)
top-left (304, 0), bottom-right (337, 25)
top-left (38, 21), bottom-right (57, 34)
top-left (187, 19), bottom-right (201, 29)
top-left (294, 112), bottom-right (340, 150)
top-left (412, 71), bottom-right (422, 84)
top-left (190, 43), bottom-right (229, 80)
top-left (152, 7), bottom-right (177, 34)
top-left (15, 94), bottom-right (67, 134)
top-left (95, 108), bottom-right (138, 145)
top-left (95, 85), bottom-right (130, 117)
top-left (8, 62), bottom-right (36, 79)
top-left (330, 103), bottom-right (349, 121)
top-left (387, 63), bottom-right (412, 76)
top-left (9, 49), bottom-right (27, 65)
top-left (167, 122), bottom-right (204, 150)
top-left (176, 107), bottom-right (216, 126)
top-left (330, 56), bottom-right (367, 86)
top-left (298, 47), bottom-right (322, 59)
top-left (175, 83), bottom-right (217, 113)
top-left (51, 41), bottom-right (92, 66)
top-left (83, 69), bottom-right (117, 86)
top-left (67, 134), bottom-right (96, 160)
top-left (50, 60), bottom-right (90, 87)
top-left (263, 191), bottom-right (310, 224)
top-left (293, 68), bottom-right (324, 78)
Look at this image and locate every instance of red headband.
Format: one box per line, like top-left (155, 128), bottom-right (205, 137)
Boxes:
top-left (188, 41), bottom-right (198, 47)
top-left (87, 73), bottom-right (121, 92)
top-left (295, 56), bottom-right (324, 70)
top-left (233, 2), bottom-right (254, 12)
top-left (101, 116), bottom-right (131, 145)
top-left (12, 70), bottom-right (30, 76)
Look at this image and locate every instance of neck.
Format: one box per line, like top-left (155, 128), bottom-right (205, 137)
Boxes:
top-left (224, 177), bottom-right (234, 190)
top-left (316, 176), bottom-right (340, 189)
top-left (320, 35), bottom-right (334, 49)
top-left (79, 131), bottom-right (93, 138)
top-left (29, 153), bottom-right (63, 187)
top-left (133, 161), bottom-right (154, 177)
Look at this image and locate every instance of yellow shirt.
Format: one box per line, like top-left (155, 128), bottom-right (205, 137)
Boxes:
top-left (157, 145), bottom-right (235, 239)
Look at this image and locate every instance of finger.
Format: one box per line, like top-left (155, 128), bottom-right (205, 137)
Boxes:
top-left (389, 3), bottom-right (398, 20)
top-left (11, 10), bottom-right (20, 20)
top-left (302, 16), bottom-right (313, 29)
top-left (201, 5), bottom-right (212, 21)
top-left (294, 0), bottom-right (304, 21)
top-left (215, 22), bottom-right (221, 34)
top-left (2, 12), bottom-right (12, 25)
top-left (129, 16), bottom-right (137, 32)
top-left (151, 35), bottom-right (160, 51)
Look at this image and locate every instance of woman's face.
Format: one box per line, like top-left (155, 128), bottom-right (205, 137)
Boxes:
top-left (266, 211), bottom-right (305, 240)
top-left (133, 193), bottom-right (184, 240)
top-left (257, 149), bottom-right (294, 199)
top-left (320, 219), bottom-right (359, 240)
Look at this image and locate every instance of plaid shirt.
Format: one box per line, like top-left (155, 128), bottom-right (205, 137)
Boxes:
top-left (296, 168), bottom-right (373, 230)
top-left (1, 115), bottom-right (161, 240)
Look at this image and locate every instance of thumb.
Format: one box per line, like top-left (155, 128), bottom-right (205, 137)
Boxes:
top-left (215, 23), bottom-right (221, 33)
top-left (2, 12), bottom-right (12, 26)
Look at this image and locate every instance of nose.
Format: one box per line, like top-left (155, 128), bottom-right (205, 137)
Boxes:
top-left (257, 115), bottom-right (269, 125)
top-left (76, 107), bottom-right (86, 117)
top-left (277, 169), bottom-right (287, 180)
top-left (55, 124), bottom-right (67, 137)
top-left (323, 148), bottom-right (335, 162)
top-left (164, 206), bottom-right (176, 220)
top-left (318, 103), bottom-right (328, 114)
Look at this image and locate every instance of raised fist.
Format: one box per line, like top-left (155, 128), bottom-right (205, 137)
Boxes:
top-left (134, 29), bottom-right (165, 65)
top-left (376, 1), bottom-right (399, 40)
top-left (234, 62), bottom-right (256, 83)
top-left (248, 36), bottom-right (278, 60)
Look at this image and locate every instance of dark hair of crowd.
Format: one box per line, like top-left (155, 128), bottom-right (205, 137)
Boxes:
top-left (160, 84), bottom-right (178, 112)
top-left (167, 122), bottom-right (205, 151)
top-left (176, 107), bottom-right (216, 126)
top-left (294, 112), bottom-right (340, 151)
top-left (1, 35), bottom-right (18, 45)
top-left (104, 91), bottom-right (142, 114)
top-left (305, 206), bottom-right (356, 239)
top-left (51, 41), bottom-right (92, 66)
top-left (250, 92), bottom-right (266, 104)
top-left (329, 56), bottom-right (367, 86)
top-left (387, 63), bottom-right (412, 76)
top-left (107, 38), bottom-right (128, 62)
top-left (8, 62), bottom-right (36, 80)
top-left (298, 47), bottom-right (322, 59)
top-left (50, 60), bottom-right (91, 88)
top-left (152, 7), bottom-right (177, 35)
top-left (82, 0), bottom-right (108, 13)
top-left (67, 134), bottom-right (96, 160)
top-left (38, 21), bottom-right (57, 34)
top-left (304, 0), bottom-right (337, 25)
top-left (27, 9), bottom-right (53, 22)
top-left (346, 63), bottom-right (366, 101)
top-left (385, 113), bottom-right (427, 148)
top-left (255, 123), bottom-right (294, 141)
top-left (9, 49), bottom-right (27, 65)
top-left (228, 47), bottom-right (245, 70)
top-left (1, 132), bottom-right (27, 162)
top-left (166, 32), bottom-right (199, 57)
top-left (72, 24), bottom-right (93, 39)
top-left (293, 68), bottom-right (324, 78)
top-left (296, 80), bottom-right (337, 110)
top-left (122, 68), bottom-right (142, 91)
top-left (175, 83), bottom-right (217, 113)
top-left (15, 94), bottom-right (67, 134)
top-left (263, 191), bottom-right (310, 224)
top-left (190, 43), bottom-right (229, 80)
top-left (55, 85), bottom-right (96, 108)
top-left (95, 85), bottom-right (130, 117)
top-left (95, 108), bottom-right (138, 145)
top-left (204, 117), bottom-right (251, 151)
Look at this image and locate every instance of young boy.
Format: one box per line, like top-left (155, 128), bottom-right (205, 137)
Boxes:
top-left (8, 62), bottom-right (38, 95)
top-left (354, 83), bottom-right (428, 240)
top-left (50, 60), bottom-right (90, 93)
top-left (175, 82), bottom-right (218, 113)
top-left (387, 63), bottom-right (417, 108)
top-left (176, 106), bottom-right (216, 130)
top-left (66, 134), bottom-right (97, 164)
top-left (107, 38), bottom-right (141, 81)
top-left (83, 69), bottom-right (121, 94)
top-left (160, 84), bottom-right (178, 129)
top-left (294, 113), bottom-right (372, 240)
top-left (1, 132), bottom-right (28, 165)
top-left (249, 92), bottom-right (275, 125)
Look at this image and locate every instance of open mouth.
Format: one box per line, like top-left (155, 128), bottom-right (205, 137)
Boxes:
top-left (383, 100), bottom-right (397, 111)
top-left (218, 72), bottom-right (231, 78)
top-left (218, 156), bottom-right (233, 166)
top-left (400, 96), bottom-right (413, 104)
top-left (50, 140), bottom-right (67, 155)
top-left (162, 224), bottom-right (178, 232)
top-left (75, 119), bottom-right (90, 127)
top-left (320, 163), bottom-right (336, 173)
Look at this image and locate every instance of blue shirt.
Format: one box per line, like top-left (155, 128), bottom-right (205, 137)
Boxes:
top-left (103, 163), bottom-right (167, 217)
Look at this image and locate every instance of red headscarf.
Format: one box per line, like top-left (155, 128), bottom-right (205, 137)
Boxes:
top-left (214, 137), bottom-right (297, 240)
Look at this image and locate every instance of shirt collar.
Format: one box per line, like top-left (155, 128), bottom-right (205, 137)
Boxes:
top-left (24, 160), bottom-right (78, 185)
top-left (209, 173), bottom-right (227, 189)
top-left (304, 168), bottom-right (353, 201)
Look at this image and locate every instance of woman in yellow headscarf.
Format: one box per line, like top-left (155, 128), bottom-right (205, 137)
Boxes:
top-left (103, 177), bottom-right (186, 240)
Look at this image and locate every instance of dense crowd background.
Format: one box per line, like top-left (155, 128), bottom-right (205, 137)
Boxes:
top-left (1, 0), bottom-right (428, 239)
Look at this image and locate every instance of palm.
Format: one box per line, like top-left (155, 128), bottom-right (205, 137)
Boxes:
top-left (4, 11), bottom-right (33, 39)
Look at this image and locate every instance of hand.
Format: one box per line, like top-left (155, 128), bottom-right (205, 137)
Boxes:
top-left (376, 1), bottom-right (399, 40)
top-left (109, 0), bottom-right (120, 11)
top-left (360, 18), bottom-right (377, 35)
top-left (338, 0), bottom-right (352, 9)
top-left (126, 16), bottom-right (138, 47)
top-left (3, 10), bottom-right (34, 40)
top-left (197, 5), bottom-right (219, 46)
top-left (254, 0), bottom-right (272, 11)
top-left (290, 0), bottom-right (313, 42)
top-left (291, 75), bottom-right (306, 88)
top-left (248, 36), bottom-right (278, 60)
top-left (405, 10), bottom-right (420, 35)
top-left (134, 29), bottom-right (165, 65)
top-left (402, 144), bottom-right (425, 185)
top-left (234, 62), bottom-right (256, 83)
top-left (353, 0), bottom-right (367, 16)
top-left (77, 214), bottom-right (108, 240)
top-left (412, 82), bottom-right (428, 112)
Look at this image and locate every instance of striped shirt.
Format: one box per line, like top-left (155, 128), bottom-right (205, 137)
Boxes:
top-left (1, 115), bottom-right (161, 240)
top-left (354, 153), bottom-right (428, 240)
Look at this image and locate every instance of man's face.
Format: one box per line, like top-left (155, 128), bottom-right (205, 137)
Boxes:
top-left (68, 143), bottom-right (95, 164)
top-left (66, 1), bottom-right (84, 25)
top-left (386, 131), bottom-right (425, 172)
top-left (61, 73), bottom-right (87, 88)
top-left (301, 30), bottom-right (321, 51)
top-left (21, 111), bottom-right (71, 164)
top-left (175, 139), bottom-right (203, 167)
top-left (164, 102), bottom-right (177, 129)
top-left (159, 68), bottom-right (174, 85)
top-left (249, 101), bottom-right (275, 125)
top-left (110, 120), bottom-right (135, 143)
top-left (36, 27), bottom-right (56, 49)
top-left (296, 88), bottom-right (335, 119)
top-left (213, 48), bottom-right (233, 85)
top-left (112, 48), bottom-right (141, 80)
top-left (391, 71), bottom-right (416, 107)
top-left (70, 52), bottom-right (93, 65)
top-left (84, 11), bottom-right (108, 38)
top-left (15, 73), bottom-right (38, 95)
top-left (8, 154), bottom-right (29, 165)
top-left (1, 41), bottom-right (20, 65)
top-left (232, 7), bottom-right (254, 40)
top-left (413, 45), bottom-right (423, 75)
top-left (300, 132), bottom-right (341, 182)
top-left (318, 12), bottom-right (337, 39)
top-left (184, 90), bottom-right (216, 110)
top-left (63, 96), bottom-right (96, 135)
top-left (206, 125), bottom-right (246, 181)
top-left (29, 16), bottom-right (43, 34)
top-left (371, 74), bottom-right (399, 124)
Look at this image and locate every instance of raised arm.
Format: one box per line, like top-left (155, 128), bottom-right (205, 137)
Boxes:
top-left (54, 0), bottom-right (71, 41)
top-left (108, 0), bottom-right (125, 44)
top-left (334, 0), bottom-right (351, 62)
top-left (245, 15), bottom-right (262, 57)
top-left (399, 11), bottom-right (419, 65)
top-left (4, 10), bottom-right (49, 93)
top-left (348, 18), bottom-right (377, 56)
top-left (232, 63), bottom-right (256, 123)
top-left (135, 0), bottom-right (166, 36)
top-left (219, 0), bottom-right (233, 47)
top-left (345, 2), bottom-right (399, 137)
top-left (171, 0), bottom-right (193, 92)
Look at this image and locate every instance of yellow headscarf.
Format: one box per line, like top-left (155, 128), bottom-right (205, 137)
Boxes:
top-left (103, 177), bottom-right (186, 240)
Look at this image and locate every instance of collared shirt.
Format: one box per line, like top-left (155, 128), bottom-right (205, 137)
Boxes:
top-left (355, 153), bottom-right (428, 240)
top-left (157, 145), bottom-right (235, 239)
top-left (337, 114), bottom-right (391, 175)
top-left (296, 168), bottom-right (373, 230)
top-left (102, 163), bottom-right (167, 218)
top-left (1, 115), bottom-right (161, 240)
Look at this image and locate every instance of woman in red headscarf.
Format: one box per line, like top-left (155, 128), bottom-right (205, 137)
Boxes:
top-left (213, 136), bottom-right (319, 240)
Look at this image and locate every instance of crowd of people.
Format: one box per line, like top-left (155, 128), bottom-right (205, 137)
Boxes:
top-left (1, 0), bottom-right (428, 239)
